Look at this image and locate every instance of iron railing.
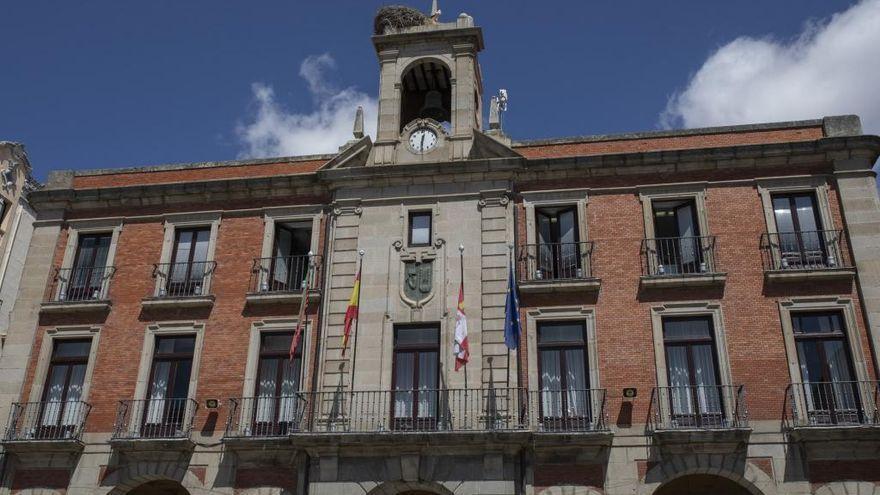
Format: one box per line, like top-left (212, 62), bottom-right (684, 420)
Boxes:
top-left (650, 385), bottom-right (748, 430)
top-left (248, 255), bottom-right (322, 294)
top-left (226, 388), bottom-right (530, 436)
top-left (642, 236), bottom-right (718, 277)
top-left (224, 388), bottom-right (611, 437)
top-left (152, 261), bottom-right (216, 298)
top-left (517, 242), bottom-right (594, 282)
top-left (112, 398), bottom-right (199, 440)
top-left (47, 266), bottom-right (116, 302)
top-left (760, 230), bottom-right (850, 272)
top-left (529, 388), bottom-right (607, 432)
top-left (3, 401), bottom-right (91, 442)
top-left (786, 381), bottom-right (880, 427)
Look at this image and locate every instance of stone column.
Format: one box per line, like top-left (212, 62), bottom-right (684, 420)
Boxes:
top-left (834, 153), bottom-right (880, 373)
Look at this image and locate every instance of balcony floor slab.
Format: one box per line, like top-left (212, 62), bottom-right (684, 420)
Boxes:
top-left (141, 295), bottom-right (215, 310)
top-left (764, 268), bottom-right (856, 283)
top-left (40, 300), bottom-right (111, 314)
top-left (244, 291), bottom-right (321, 306)
top-left (640, 273), bottom-right (727, 290)
top-left (519, 278), bottom-right (601, 294)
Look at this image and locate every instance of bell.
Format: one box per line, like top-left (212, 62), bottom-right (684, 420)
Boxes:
top-left (419, 90), bottom-right (448, 122)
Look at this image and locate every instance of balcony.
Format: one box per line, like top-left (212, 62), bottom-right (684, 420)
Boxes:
top-left (245, 254), bottom-right (322, 305)
top-left (141, 261), bottom-right (216, 309)
top-left (640, 236), bottom-right (726, 289)
top-left (786, 381), bottom-right (880, 442)
top-left (649, 385), bottom-right (750, 446)
top-left (40, 266), bottom-right (115, 313)
top-left (111, 398), bottom-right (199, 449)
top-left (223, 388), bottom-right (609, 448)
top-left (1, 401), bottom-right (91, 452)
top-left (760, 230), bottom-right (854, 282)
top-left (516, 242), bottom-right (600, 293)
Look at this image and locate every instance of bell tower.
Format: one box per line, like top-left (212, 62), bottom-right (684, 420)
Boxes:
top-left (370, 6), bottom-right (484, 165)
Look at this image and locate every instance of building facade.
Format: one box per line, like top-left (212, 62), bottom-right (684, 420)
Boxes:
top-left (0, 141), bottom-right (38, 471)
top-left (2, 7), bottom-right (880, 495)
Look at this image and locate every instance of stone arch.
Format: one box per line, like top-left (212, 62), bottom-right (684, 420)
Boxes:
top-left (398, 57), bottom-right (453, 131)
top-left (366, 481), bottom-right (455, 495)
top-left (105, 461), bottom-right (213, 495)
top-left (639, 454), bottom-right (776, 495)
top-left (814, 482), bottom-right (880, 495)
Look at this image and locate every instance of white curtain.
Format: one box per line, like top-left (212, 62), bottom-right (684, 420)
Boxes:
top-left (62, 365), bottom-right (86, 427)
top-left (40, 367), bottom-right (66, 426)
top-left (676, 203), bottom-right (696, 268)
top-left (540, 350), bottom-right (562, 417)
top-left (666, 346), bottom-right (693, 416)
top-left (278, 360), bottom-right (299, 423)
top-left (564, 349), bottom-right (588, 417)
top-left (394, 354), bottom-right (415, 418)
top-left (417, 353), bottom-right (438, 419)
top-left (146, 362), bottom-right (171, 424)
top-left (255, 360), bottom-right (277, 423)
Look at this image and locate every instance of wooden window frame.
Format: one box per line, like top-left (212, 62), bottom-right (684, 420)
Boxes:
top-left (536, 320), bottom-right (591, 427)
top-left (407, 211), bottom-right (433, 248)
top-left (391, 324), bottom-right (440, 430)
top-left (661, 315), bottom-right (724, 426)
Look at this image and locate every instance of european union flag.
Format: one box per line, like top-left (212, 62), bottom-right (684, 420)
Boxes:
top-left (503, 262), bottom-right (521, 350)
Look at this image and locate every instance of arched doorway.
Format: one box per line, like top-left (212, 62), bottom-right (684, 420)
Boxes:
top-left (128, 480), bottom-right (190, 495)
top-left (655, 474), bottom-right (752, 495)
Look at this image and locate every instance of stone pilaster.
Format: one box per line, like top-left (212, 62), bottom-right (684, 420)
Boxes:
top-left (479, 191), bottom-right (514, 388)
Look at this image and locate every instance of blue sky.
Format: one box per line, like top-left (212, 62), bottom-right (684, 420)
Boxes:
top-left (2, 0), bottom-right (878, 180)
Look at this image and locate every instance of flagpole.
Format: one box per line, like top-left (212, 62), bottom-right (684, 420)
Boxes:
top-left (459, 244), bottom-right (467, 391)
top-left (506, 244), bottom-right (513, 390)
top-left (349, 250), bottom-right (365, 392)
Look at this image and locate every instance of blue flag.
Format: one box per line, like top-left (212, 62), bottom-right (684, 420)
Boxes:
top-left (503, 262), bottom-right (521, 350)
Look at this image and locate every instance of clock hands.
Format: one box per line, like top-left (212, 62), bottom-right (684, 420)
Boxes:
top-left (420, 131), bottom-right (425, 152)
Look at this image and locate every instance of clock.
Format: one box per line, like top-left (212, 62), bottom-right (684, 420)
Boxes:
top-left (408, 127), bottom-right (438, 154)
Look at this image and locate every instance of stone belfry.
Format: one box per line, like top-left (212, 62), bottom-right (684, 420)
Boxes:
top-left (369, 3), bottom-right (485, 165)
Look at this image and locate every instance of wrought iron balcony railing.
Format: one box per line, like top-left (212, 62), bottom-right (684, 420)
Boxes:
top-left (760, 230), bottom-right (851, 272)
top-left (649, 385), bottom-right (748, 430)
top-left (529, 388), bottom-right (607, 432)
top-left (248, 255), bottom-right (322, 294)
top-left (517, 241), bottom-right (594, 282)
top-left (786, 381), bottom-right (880, 427)
top-left (152, 261), bottom-right (216, 298)
top-left (46, 266), bottom-right (116, 303)
top-left (224, 387), bottom-right (610, 438)
top-left (3, 401), bottom-right (91, 442)
top-left (642, 236), bottom-right (718, 277)
top-left (112, 398), bottom-right (199, 440)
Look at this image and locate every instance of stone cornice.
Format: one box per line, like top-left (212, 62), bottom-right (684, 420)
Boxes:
top-left (27, 135), bottom-right (880, 215)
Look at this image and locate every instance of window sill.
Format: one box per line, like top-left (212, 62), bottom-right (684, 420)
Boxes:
top-left (788, 424), bottom-right (880, 443)
top-left (40, 300), bottom-right (111, 314)
top-left (764, 268), bottom-right (855, 283)
top-left (244, 290), bottom-right (321, 306)
top-left (518, 277), bottom-right (601, 294)
top-left (141, 295), bottom-right (215, 310)
top-left (640, 272), bottom-right (727, 289)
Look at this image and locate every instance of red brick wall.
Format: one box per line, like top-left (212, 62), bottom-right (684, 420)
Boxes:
top-left (515, 165), bottom-right (875, 425)
top-left (23, 209), bottom-right (325, 435)
top-left (234, 468), bottom-right (297, 492)
top-left (11, 468), bottom-right (71, 493)
top-left (514, 126), bottom-right (823, 159)
top-left (534, 463), bottom-right (605, 490)
top-left (72, 159), bottom-right (326, 189)
top-left (809, 460), bottom-right (880, 484)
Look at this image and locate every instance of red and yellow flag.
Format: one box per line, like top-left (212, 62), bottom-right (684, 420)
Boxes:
top-left (341, 268), bottom-right (361, 356)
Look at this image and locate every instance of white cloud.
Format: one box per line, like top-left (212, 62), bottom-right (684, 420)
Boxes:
top-left (237, 54), bottom-right (378, 158)
top-left (661, 0), bottom-right (880, 136)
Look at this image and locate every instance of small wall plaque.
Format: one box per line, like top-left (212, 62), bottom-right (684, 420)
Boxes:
top-left (622, 387), bottom-right (638, 399)
top-left (205, 399), bottom-right (220, 409)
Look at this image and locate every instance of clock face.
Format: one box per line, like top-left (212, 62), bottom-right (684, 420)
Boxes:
top-left (409, 127), bottom-right (438, 153)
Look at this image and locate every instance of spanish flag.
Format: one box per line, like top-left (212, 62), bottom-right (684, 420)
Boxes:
top-left (341, 267), bottom-right (361, 356)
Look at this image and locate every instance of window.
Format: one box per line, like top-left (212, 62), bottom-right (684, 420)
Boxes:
top-left (652, 199), bottom-right (703, 274)
top-left (772, 193), bottom-right (828, 268)
top-left (662, 316), bottom-right (723, 427)
top-left (38, 339), bottom-right (91, 438)
top-left (792, 311), bottom-right (860, 424)
top-left (408, 211), bottom-right (432, 247)
top-left (537, 321), bottom-right (591, 429)
top-left (536, 207), bottom-right (581, 280)
top-left (144, 335), bottom-right (195, 437)
top-left (392, 325), bottom-right (439, 430)
top-left (268, 223), bottom-right (312, 291)
top-left (167, 227), bottom-right (211, 296)
top-left (253, 333), bottom-right (303, 435)
top-left (66, 233), bottom-right (112, 301)
top-left (0, 200), bottom-right (7, 227)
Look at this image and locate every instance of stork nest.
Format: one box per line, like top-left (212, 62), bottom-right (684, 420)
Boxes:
top-left (374, 5), bottom-right (429, 35)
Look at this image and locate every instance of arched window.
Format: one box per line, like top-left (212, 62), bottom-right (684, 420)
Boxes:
top-left (400, 60), bottom-right (452, 132)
